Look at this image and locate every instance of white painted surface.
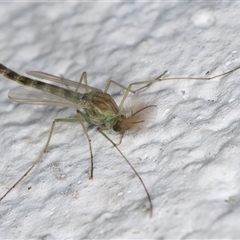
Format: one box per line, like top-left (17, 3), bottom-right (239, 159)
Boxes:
top-left (0, 2), bottom-right (240, 239)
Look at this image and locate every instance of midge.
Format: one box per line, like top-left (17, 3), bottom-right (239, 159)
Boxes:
top-left (0, 63), bottom-right (240, 217)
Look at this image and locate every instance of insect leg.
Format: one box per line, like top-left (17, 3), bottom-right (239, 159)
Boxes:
top-left (104, 80), bottom-right (135, 94)
top-left (117, 71), bottom-right (168, 109)
top-left (0, 150), bottom-right (45, 202)
top-left (79, 72), bottom-right (88, 85)
top-left (75, 72), bottom-right (88, 93)
top-left (76, 110), bottom-right (94, 179)
top-left (103, 71), bottom-right (166, 109)
top-left (0, 117), bottom-right (80, 202)
top-left (44, 118), bottom-right (80, 152)
top-left (97, 127), bottom-right (153, 217)
top-left (119, 65), bottom-right (240, 109)
top-left (46, 111), bottom-right (94, 179)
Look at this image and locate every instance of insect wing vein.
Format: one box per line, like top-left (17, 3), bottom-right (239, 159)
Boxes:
top-left (26, 71), bottom-right (100, 92)
top-left (9, 86), bottom-right (81, 108)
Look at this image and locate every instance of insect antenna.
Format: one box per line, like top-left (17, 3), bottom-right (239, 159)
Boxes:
top-left (121, 104), bottom-right (157, 132)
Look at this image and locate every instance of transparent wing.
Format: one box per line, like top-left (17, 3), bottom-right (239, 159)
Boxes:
top-left (8, 86), bottom-right (81, 108)
top-left (26, 71), bottom-right (100, 92)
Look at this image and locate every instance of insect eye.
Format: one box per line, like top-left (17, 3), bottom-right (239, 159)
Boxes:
top-left (113, 121), bottom-right (122, 132)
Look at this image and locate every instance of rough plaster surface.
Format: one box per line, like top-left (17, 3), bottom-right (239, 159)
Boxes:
top-left (0, 2), bottom-right (240, 239)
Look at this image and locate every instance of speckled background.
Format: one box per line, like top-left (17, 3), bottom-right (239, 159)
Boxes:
top-left (0, 2), bottom-right (240, 239)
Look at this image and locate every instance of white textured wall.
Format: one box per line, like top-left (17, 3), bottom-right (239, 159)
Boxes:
top-left (0, 2), bottom-right (240, 239)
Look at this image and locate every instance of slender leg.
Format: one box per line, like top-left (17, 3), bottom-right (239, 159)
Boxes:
top-left (46, 110), bottom-right (94, 179)
top-left (0, 117), bottom-right (80, 202)
top-left (106, 65), bottom-right (240, 110)
top-left (118, 65), bottom-right (240, 109)
top-left (97, 127), bottom-right (153, 217)
top-left (75, 72), bottom-right (88, 93)
top-left (104, 79), bottom-right (135, 94)
top-left (44, 118), bottom-right (80, 152)
top-left (104, 71), bottom-right (167, 110)
top-left (76, 110), bottom-right (94, 179)
top-left (79, 72), bottom-right (88, 85)
top-left (118, 71), bottom-right (167, 109)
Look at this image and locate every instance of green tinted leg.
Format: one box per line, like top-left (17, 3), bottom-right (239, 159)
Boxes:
top-left (76, 110), bottom-right (94, 179)
top-left (97, 127), bottom-right (153, 217)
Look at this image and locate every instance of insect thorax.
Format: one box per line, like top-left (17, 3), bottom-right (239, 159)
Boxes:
top-left (83, 91), bottom-right (120, 128)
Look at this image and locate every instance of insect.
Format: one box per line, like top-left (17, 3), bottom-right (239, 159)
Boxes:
top-left (0, 63), bottom-right (240, 217)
